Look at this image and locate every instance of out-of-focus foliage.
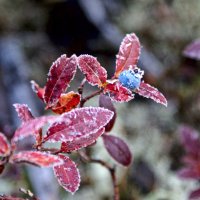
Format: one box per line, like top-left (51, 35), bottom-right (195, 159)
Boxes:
top-left (118, 0), bottom-right (200, 66)
top-left (0, 0), bottom-right (45, 32)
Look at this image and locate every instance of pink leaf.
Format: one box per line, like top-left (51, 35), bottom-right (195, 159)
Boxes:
top-left (44, 107), bottom-right (113, 142)
top-left (0, 132), bottom-right (10, 157)
top-left (78, 55), bottom-right (107, 86)
top-left (30, 80), bottom-right (45, 101)
top-left (99, 94), bottom-right (116, 132)
top-left (115, 33), bottom-right (141, 78)
top-left (44, 54), bottom-right (77, 108)
top-left (136, 81), bottom-right (167, 106)
top-left (102, 134), bottom-right (132, 166)
top-left (11, 116), bottom-right (57, 145)
top-left (53, 155), bottom-right (80, 194)
top-left (103, 81), bottom-right (134, 102)
top-left (10, 151), bottom-right (63, 167)
top-left (13, 104), bottom-right (34, 124)
top-left (60, 128), bottom-right (105, 153)
top-left (179, 125), bottom-right (200, 156)
top-left (183, 39), bottom-right (200, 60)
top-left (0, 196), bottom-right (26, 200)
top-left (189, 188), bottom-right (200, 200)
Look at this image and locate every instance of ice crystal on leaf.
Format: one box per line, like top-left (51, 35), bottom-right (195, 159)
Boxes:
top-left (78, 55), bottom-right (107, 87)
top-left (53, 155), bottom-right (80, 194)
top-left (10, 151), bottom-right (63, 167)
top-left (44, 107), bottom-right (113, 143)
top-left (44, 54), bottom-right (77, 108)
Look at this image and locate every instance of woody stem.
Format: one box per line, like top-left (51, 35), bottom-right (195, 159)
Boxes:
top-left (78, 150), bottom-right (119, 200)
top-left (80, 89), bottom-right (103, 107)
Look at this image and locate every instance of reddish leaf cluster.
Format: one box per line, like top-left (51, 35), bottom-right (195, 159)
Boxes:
top-left (77, 33), bottom-right (167, 106)
top-left (178, 125), bottom-right (200, 199)
top-left (31, 54), bottom-right (80, 114)
top-left (1, 104), bottom-right (113, 194)
top-left (0, 32), bottom-right (167, 198)
top-left (31, 33), bottom-right (167, 112)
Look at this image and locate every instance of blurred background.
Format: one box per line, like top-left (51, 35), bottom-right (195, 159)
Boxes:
top-left (0, 0), bottom-right (200, 199)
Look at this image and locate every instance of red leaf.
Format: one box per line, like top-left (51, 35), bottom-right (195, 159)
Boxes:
top-left (44, 107), bottom-right (114, 143)
top-left (179, 125), bottom-right (200, 155)
top-left (136, 81), bottom-right (167, 106)
top-left (52, 92), bottom-right (81, 114)
top-left (102, 134), bottom-right (132, 166)
top-left (60, 128), bottom-right (105, 152)
top-left (99, 94), bottom-right (116, 132)
top-left (53, 155), bottom-right (80, 194)
top-left (103, 81), bottom-right (134, 102)
top-left (10, 151), bottom-right (63, 167)
top-left (30, 80), bottom-right (45, 101)
top-left (11, 116), bottom-right (57, 145)
top-left (189, 188), bottom-right (200, 200)
top-left (114, 33), bottom-right (141, 78)
top-left (13, 104), bottom-right (34, 124)
top-left (78, 55), bottom-right (107, 86)
top-left (0, 196), bottom-right (25, 200)
top-left (0, 132), bottom-right (10, 157)
top-left (44, 54), bottom-right (77, 108)
top-left (183, 39), bottom-right (200, 60)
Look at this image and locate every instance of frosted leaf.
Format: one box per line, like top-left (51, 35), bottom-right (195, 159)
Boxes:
top-left (60, 128), bottom-right (104, 152)
top-left (102, 134), bottom-right (132, 166)
top-left (78, 55), bottom-right (107, 86)
top-left (30, 80), bottom-right (45, 101)
top-left (136, 81), bottom-right (167, 107)
top-left (44, 54), bottom-right (77, 108)
top-left (99, 94), bottom-right (116, 132)
top-left (44, 107), bottom-right (113, 143)
top-left (53, 155), bottom-right (80, 194)
top-left (13, 104), bottom-right (34, 124)
top-left (103, 81), bottom-right (134, 102)
top-left (51, 92), bottom-right (81, 114)
top-left (10, 151), bottom-right (63, 167)
top-left (115, 33), bottom-right (141, 78)
top-left (183, 39), bottom-right (200, 60)
top-left (11, 116), bottom-right (57, 145)
top-left (0, 132), bottom-right (10, 157)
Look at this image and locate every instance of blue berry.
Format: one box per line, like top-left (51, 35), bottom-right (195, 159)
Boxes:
top-left (118, 69), bottom-right (141, 90)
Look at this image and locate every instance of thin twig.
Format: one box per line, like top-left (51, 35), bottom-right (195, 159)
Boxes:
top-left (78, 150), bottom-right (119, 200)
top-left (19, 188), bottom-right (39, 200)
top-left (78, 78), bottom-right (86, 96)
top-left (80, 89), bottom-right (103, 107)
